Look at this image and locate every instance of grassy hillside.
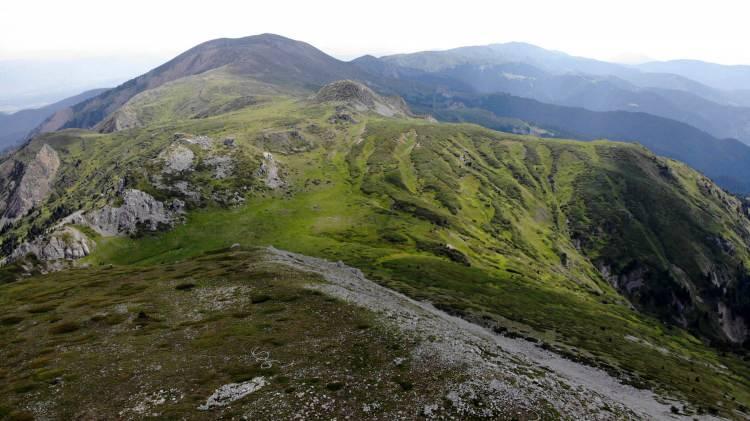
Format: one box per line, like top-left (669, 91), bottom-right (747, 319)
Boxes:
top-left (2, 77), bottom-right (750, 417)
top-left (1, 248), bottom-right (471, 419)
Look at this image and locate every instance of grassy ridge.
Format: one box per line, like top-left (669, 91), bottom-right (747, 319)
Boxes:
top-left (0, 249), bottom-right (460, 419)
top-left (2, 79), bottom-right (750, 416)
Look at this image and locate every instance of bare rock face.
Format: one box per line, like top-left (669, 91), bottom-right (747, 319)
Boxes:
top-left (159, 145), bottom-right (195, 173)
top-left (256, 152), bottom-right (284, 189)
top-left (9, 226), bottom-right (93, 263)
top-left (718, 302), bottom-right (748, 344)
top-left (0, 144), bottom-right (60, 228)
top-left (65, 189), bottom-right (185, 236)
top-left (313, 80), bottom-right (411, 117)
top-left (2, 189), bottom-right (185, 270)
top-left (204, 156), bottom-right (233, 179)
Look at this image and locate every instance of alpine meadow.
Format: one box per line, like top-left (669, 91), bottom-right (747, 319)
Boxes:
top-left (2, 5), bottom-right (750, 420)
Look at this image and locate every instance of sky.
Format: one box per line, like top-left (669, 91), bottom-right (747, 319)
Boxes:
top-left (2, 0), bottom-right (750, 65)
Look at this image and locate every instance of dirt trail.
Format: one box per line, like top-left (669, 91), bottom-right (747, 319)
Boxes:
top-left (266, 247), bottom-right (719, 420)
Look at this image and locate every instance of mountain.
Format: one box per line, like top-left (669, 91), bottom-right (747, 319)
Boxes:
top-left (377, 44), bottom-right (750, 144)
top-left (0, 89), bottom-right (107, 150)
top-left (355, 56), bottom-right (750, 193)
top-left (380, 42), bottom-right (719, 96)
top-left (638, 60), bottom-right (750, 91)
top-left (412, 91), bottom-right (750, 193)
top-left (3, 35), bottom-right (750, 418)
top-left (34, 34), bottom-right (378, 134)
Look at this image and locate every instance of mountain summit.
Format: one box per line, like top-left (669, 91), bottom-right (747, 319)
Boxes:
top-left (35, 34), bottom-right (374, 134)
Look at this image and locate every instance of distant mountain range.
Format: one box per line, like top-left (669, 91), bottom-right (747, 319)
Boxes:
top-left (372, 43), bottom-right (750, 143)
top-left (0, 89), bottom-right (107, 151)
top-left (637, 59), bottom-right (750, 91)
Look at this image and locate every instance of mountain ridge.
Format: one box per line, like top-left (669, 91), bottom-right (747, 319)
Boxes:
top-left (4, 34), bottom-right (750, 419)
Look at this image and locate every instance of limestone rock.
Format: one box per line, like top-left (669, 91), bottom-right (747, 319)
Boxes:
top-left (204, 155), bottom-right (233, 179)
top-left (65, 189), bottom-right (185, 236)
top-left (9, 226), bottom-right (93, 263)
top-left (257, 152), bottom-right (284, 189)
top-left (0, 144), bottom-right (60, 228)
top-left (182, 135), bottom-right (213, 150)
top-left (313, 80), bottom-right (411, 117)
top-left (159, 145), bottom-right (194, 173)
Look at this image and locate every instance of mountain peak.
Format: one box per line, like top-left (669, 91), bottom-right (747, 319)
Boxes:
top-left (33, 34), bottom-right (375, 134)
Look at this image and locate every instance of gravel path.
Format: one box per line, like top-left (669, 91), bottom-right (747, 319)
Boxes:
top-left (266, 247), bottom-right (719, 420)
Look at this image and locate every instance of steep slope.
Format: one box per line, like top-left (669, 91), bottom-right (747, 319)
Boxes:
top-left (95, 68), bottom-right (304, 132)
top-left (34, 34), bottom-right (376, 134)
top-left (402, 90), bottom-right (750, 194)
top-left (0, 89), bottom-right (107, 150)
top-left (1, 80), bottom-right (750, 416)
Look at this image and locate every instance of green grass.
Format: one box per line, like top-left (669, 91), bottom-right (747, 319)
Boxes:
top-left (2, 77), bottom-right (750, 417)
top-left (0, 249), bottom-right (470, 419)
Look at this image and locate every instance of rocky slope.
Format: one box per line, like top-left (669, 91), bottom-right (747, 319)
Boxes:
top-left (312, 80), bottom-right (411, 117)
top-left (0, 144), bottom-right (60, 229)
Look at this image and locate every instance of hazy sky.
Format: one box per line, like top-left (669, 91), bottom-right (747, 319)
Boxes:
top-left (2, 0), bottom-right (750, 64)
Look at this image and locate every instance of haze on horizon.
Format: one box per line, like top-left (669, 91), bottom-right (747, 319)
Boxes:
top-left (2, 0), bottom-right (750, 66)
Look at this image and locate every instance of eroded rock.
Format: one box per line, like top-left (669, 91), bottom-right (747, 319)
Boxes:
top-left (182, 135), bottom-right (213, 150)
top-left (198, 377), bottom-right (267, 410)
top-left (257, 152), bottom-right (284, 189)
top-left (159, 145), bottom-right (194, 173)
top-left (0, 144), bottom-right (60, 228)
top-left (204, 156), bottom-right (233, 179)
top-left (313, 80), bottom-right (411, 117)
top-left (65, 189), bottom-right (184, 236)
top-left (7, 226), bottom-right (93, 264)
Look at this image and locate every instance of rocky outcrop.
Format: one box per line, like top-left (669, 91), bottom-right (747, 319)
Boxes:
top-left (0, 144), bottom-right (60, 228)
top-left (313, 80), bottom-right (411, 117)
top-left (258, 130), bottom-right (314, 154)
top-left (718, 302), bottom-right (748, 344)
top-left (257, 152), bottom-right (284, 189)
top-left (64, 189), bottom-right (185, 236)
top-left (198, 377), bottom-right (267, 410)
top-left (598, 263), bottom-right (646, 294)
top-left (159, 145), bottom-right (194, 173)
top-left (2, 189), bottom-right (184, 269)
top-left (204, 155), bottom-right (233, 179)
top-left (181, 135), bottom-right (214, 150)
top-left (8, 226), bottom-right (93, 263)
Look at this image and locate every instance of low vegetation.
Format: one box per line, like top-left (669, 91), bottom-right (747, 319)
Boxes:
top-left (1, 73), bottom-right (749, 418)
